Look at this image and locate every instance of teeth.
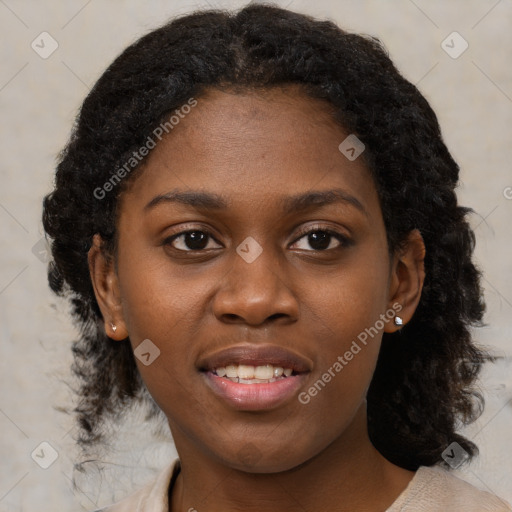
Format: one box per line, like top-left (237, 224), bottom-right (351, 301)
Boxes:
top-left (213, 364), bottom-right (294, 381)
top-left (239, 378), bottom-right (272, 384)
top-left (238, 365), bottom-right (255, 379)
top-left (273, 367), bottom-right (284, 378)
top-left (254, 364), bottom-right (273, 380)
top-left (225, 365), bottom-right (238, 378)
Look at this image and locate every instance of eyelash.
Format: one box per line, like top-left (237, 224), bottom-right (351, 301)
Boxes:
top-left (163, 225), bottom-right (350, 253)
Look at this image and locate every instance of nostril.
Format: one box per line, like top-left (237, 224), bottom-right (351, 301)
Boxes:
top-left (223, 313), bottom-right (241, 322)
top-left (268, 313), bottom-right (287, 321)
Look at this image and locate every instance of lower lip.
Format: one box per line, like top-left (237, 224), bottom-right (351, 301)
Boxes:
top-left (202, 371), bottom-right (307, 411)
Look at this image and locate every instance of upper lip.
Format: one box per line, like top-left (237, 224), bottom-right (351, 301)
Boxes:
top-left (198, 344), bottom-right (312, 373)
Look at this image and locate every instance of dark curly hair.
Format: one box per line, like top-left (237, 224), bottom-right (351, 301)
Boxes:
top-left (42, 3), bottom-right (492, 471)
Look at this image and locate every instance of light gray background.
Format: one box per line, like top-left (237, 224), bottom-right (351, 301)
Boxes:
top-left (1, 0), bottom-right (511, 510)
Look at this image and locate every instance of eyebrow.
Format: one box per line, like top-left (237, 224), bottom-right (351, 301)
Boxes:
top-left (281, 188), bottom-right (367, 217)
top-left (144, 188), bottom-right (367, 216)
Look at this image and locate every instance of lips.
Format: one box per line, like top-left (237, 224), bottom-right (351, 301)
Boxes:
top-left (198, 344), bottom-right (312, 411)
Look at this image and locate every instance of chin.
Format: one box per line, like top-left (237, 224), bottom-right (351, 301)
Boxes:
top-left (219, 444), bottom-right (314, 474)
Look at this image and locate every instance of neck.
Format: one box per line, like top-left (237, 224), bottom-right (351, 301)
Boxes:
top-left (169, 405), bottom-right (415, 512)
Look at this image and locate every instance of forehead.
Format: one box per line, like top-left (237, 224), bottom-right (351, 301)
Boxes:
top-left (120, 86), bottom-right (379, 219)
top-left (168, 85), bottom-right (345, 158)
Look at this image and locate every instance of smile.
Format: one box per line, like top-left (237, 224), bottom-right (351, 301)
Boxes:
top-left (213, 363), bottom-right (294, 383)
top-left (198, 343), bottom-right (312, 410)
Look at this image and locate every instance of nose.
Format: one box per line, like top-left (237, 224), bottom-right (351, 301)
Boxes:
top-left (212, 244), bottom-right (299, 326)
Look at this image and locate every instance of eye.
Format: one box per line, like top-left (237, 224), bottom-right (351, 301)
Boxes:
top-left (164, 229), bottom-right (222, 252)
top-left (291, 227), bottom-right (349, 251)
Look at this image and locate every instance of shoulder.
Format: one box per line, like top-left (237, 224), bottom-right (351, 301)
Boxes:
top-left (92, 458), bottom-right (180, 512)
top-left (387, 465), bottom-right (512, 512)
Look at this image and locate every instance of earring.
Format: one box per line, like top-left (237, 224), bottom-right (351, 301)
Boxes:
top-left (394, 316), bottom-right (403, 326)
top-left (111, 322), bottom-right (117, 332)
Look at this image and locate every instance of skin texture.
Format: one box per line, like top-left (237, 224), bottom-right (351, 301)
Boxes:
top-left (89, 86), bottom-right (426, 512)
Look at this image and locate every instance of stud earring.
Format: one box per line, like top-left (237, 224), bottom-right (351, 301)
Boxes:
top-left (111, 322), bottom-right (117, 332)
top-left (394, 316), bottom-right (403, 326)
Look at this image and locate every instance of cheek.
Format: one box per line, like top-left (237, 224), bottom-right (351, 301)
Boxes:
top-left (117, 250), bottom-right (211, 339)
top-left (115, 251), bottom-right (214, 394)
top-left (307, 246), bottom-right (391, 339)
top-left (293, 285), bottom-right (386, 449)
top-left (298, 245), bottom-right (390, 392)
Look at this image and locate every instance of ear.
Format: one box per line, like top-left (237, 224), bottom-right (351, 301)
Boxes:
top-left (88, 234), bottom-right (128, 340)
top-left (384, 229), bottom-right (426, 333)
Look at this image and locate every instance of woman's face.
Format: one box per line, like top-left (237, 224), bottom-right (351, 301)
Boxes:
top-left (92, 86), bottom-right (417, 473)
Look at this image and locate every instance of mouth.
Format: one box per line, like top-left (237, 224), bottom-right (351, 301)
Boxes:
top-left (198, 344), bottom-right (311, 411)
top-left (213, 363), bottom-right (295, 383)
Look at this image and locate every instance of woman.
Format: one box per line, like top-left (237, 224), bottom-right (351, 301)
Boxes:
top-left (42, 3), bottom-right (511, 511)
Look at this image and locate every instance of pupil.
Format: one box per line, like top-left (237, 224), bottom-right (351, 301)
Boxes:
top-left (186, 231), bottom-right (208, 250)
top-left (309, 231), bottom-right (330, 250)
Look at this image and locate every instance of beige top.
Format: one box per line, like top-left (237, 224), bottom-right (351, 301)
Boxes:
top-left (96, 458), bottom-right (512, 511)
